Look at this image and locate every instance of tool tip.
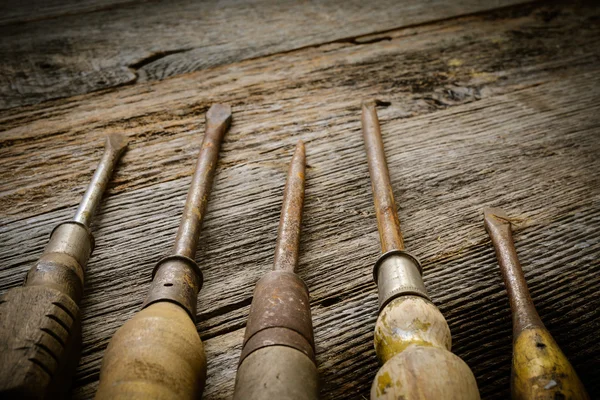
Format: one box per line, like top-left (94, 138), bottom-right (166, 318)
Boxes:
top-left (207, 103), bottom-right (232, 130)
top-left (106, 133), bottom-right (129, 154)
top-left (483, 207), bottom-right (511, 231)
top-left (362, 99), bottom-right (391, 110)
top-left (292, 140), bottom-right (306, 165)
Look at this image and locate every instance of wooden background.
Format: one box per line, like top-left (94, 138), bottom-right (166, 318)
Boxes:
top-left (1, 0), bottom-right (599, 398)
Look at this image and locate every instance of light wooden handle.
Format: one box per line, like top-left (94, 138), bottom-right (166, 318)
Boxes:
top-left (95, 302), bottom-right (206, 400)
top-left (371, 296), bottom-right (480, 400)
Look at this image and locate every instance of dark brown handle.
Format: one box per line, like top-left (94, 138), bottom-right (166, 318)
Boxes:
top-left (0, 285), bottom-right (81, 399)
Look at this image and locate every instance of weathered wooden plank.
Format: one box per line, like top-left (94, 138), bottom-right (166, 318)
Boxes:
top-left (0, 0), bottom-right (137, 25)
top-left (2, 2), bottom-right (598, 223)
top-left (0, 0), bottom-right (531, 109)
top-left (1, 69), bottom-right (598, 398)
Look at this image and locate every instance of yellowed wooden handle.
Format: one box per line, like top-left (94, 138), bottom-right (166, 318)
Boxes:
top-left (371, 296), bottom-right (480, 400)
top-left (512, 327), bottom-right (589, 400)
top-left (95, 302), bottom-right (206, 400)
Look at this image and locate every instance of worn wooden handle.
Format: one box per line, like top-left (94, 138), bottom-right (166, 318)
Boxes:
top-left (95, 302), bottom-right (206, 400)
top-left (0, 285), bottom-right (82, 399)
top-left (371, 296), bottom-right (480, 400)
top-left (512, 327), bottom-right (589, 400)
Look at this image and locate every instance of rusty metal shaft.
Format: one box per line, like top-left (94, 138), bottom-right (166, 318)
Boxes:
top-left (361, 101), bottom-right (404, 253)
top-left (239, 143), bottom-right (314, 365)
top-left (74, 134), bottom-right (128, 227)
top-left (173, 104), bottom-right (232, 260)
top-left (235, 143), bottom-right (317, 399)
top-left (143, 104), bottom-right (232, 320)
top-left (273, 141), bottom-right (306, 272)
top-left (361, 101), bottom-right (428, 309)
top-left (483, 207), bottom-right (543, 333)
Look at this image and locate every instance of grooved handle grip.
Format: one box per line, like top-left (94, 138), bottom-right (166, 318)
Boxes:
top-left (0, 286), bottom-right (82, 399)
top-left (371, 296), bottom-right (480, 400)
top-left (95, 302), bottom-right (206, 400)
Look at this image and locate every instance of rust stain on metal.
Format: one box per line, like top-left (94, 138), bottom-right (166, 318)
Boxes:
top-left (273, 141), bottom-right (306, 273)
top-left (143, 104), bottom-right (232, 320)
top-left (237, 141), bottom-right (315, 365)
top-left (483, 207), bottom-right (543, 332)
top-left (361, 100), bottom-right (405, 254)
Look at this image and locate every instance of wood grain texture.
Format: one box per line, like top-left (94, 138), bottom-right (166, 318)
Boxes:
top-left (1, 70), bottom-right (597, 399)
top-left (0, 0), bottom-right (139, 25)
top-left (0, 2), bottom-right (599, 399)
top-left (0, 0), bottom-right (529, 109)
top-left (2, 2), bottom-right (598, 222)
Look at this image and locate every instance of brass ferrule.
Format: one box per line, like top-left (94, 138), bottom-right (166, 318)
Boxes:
top-left (374, 250), bottom-right (430, 311)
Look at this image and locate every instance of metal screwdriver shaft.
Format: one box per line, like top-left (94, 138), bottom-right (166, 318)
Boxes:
top-left (361, 102), bottom-right (404, 253)
top-left (173, 106), bottom-right (231, 259)
top-left (96, 104), bottom-right (232, 400)
top-left (0, 134), bottom-right (128, 399)
top-left (273, 141), bottom-right (306, 272)
top-left (361, 101), bottom-right (479, 400)
top-left (234, 141), bottom-right (318, 400)
top-left (74, 134), bottom-right (128, 227)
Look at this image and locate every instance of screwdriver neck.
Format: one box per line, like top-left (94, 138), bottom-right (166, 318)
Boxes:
top-left (73, 141), bottom-right (124, 227)
top-left (172, 124), bottom-right (228, 259)
top-left (273, 142), bottom-right (306, 273)
top-left (361, 102), bottom-right (405, 253)
top-left (485, 214), bottom-right (543, 333)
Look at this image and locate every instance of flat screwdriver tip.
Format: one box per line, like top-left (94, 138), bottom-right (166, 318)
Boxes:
top-left (483, 207), bottom-right (512, 234)
top-left (362, 99), bottom-right (378, 109)
top-left (207, 103), bottom-right (232, 131)
top-left (106, 133), bottom-right (128, 154)
top-left (362, 99), bottom-right (391, 110)
top-left (483, 207), bottom-right (508, 221)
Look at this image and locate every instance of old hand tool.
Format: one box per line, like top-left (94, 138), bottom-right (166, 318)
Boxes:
top-left (0, 134), bottom-right (128, 399)
top-left (95, 104), bottom-right (231, 400)
top-left (233, 141), bottom-right (318, 400)
top-left (361, 101), bottom-right (479, 400)
top-left (483, 207), bottom-right (589, 400)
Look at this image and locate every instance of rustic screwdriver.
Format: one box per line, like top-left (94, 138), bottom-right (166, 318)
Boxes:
top-left (483, 207), bottom-right (589, 400)
top-left (361, 100), bottom-right (480, 400)
top-left (233, 141), bottom-right (318, 400)
top-left (95, 104), bottom-right (231, 400)
top-left (0, 134), bottom-right (128, 399)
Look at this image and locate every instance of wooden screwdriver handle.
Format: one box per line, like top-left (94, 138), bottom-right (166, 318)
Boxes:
top-left (0, 221), bottom-right (93, 399)
top-left (0, 286), bottom-right (82, 399)
top-left (371, 296), bottom-right (480, 400)
top-left (484, 207), bottom-right (589, 400)
top-left (95, 302), bottom-right (206, 400)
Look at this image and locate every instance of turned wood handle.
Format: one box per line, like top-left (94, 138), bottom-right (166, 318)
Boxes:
top-left (370, 296), bottom-right (480, 400)
top-left (95, 302), bottom-right (206, 400)
top-left (0, 286), bottom-right (82, 399)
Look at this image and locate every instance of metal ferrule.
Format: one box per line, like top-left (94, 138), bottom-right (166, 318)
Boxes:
top-left (142, 255), bottom-right (203, 321)
top-left (239, 270), bottom-right (315, 365)
top-left (24, 221), bottom-right (94, 303)
top-left (373, 250), bottom-right (430, 311)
